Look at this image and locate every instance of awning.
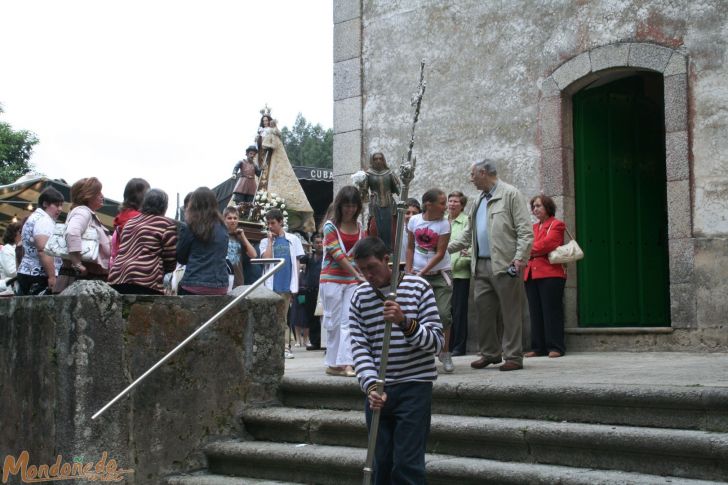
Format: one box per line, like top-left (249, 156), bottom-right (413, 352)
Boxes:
top-left (0, 176), bottom-right (122, 233)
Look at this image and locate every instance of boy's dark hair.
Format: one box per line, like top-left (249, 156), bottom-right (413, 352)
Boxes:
top-left (38, 187), bottom-right (64, 208)
top-left (352, 236), bottom-right (388, 261)
top-left (223, 206), bottom-right (238, 217)
top-left (265, 208), bottom-right (284, 222)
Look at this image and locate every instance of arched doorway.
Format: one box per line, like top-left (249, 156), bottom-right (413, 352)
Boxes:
top-left (572, 72), bottom-right (670, 327)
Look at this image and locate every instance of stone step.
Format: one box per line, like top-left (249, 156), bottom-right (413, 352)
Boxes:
top-left (241, 407), bottom-right (728, 481)
top-left (166, 475), bottom-right (299, 485)
top-left (204, 440), bottom-right (724, 485)
top-left (279, 376), bottom-right (728, 431)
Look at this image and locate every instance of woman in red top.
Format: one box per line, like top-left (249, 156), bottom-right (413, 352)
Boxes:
top-left (523, 195), bottom-right (567, 358)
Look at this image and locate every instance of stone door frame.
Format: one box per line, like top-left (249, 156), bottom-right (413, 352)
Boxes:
top-left (538, 42), bottom-right (696, 330)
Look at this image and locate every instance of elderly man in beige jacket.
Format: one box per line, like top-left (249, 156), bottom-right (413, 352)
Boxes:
top-left (448, 159), bottom-right (533, 371)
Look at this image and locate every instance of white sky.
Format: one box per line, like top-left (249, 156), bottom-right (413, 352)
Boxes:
top-left (0, 0), bottom-right (333, 215)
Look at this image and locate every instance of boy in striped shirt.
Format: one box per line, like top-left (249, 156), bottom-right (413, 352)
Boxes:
top-left (350, 236), bottom-right (444, 484)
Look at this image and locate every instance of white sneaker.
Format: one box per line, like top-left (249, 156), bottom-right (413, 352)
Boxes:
top-left (442, 352), bottom-right (454, 373)
top-left (284, 350), bottom-right (295, 359)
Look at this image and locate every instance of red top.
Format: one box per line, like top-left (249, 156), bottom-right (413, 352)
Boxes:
top-left (523, 217), bottom-right (567, 281)
top-left (340, 230), bottom-right (360, 252)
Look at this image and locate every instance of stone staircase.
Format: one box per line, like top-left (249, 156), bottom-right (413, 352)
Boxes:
top-left (166, 373), bottom-right (728, 484)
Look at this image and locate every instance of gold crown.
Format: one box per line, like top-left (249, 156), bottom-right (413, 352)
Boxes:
top-left (259, 104), bottom-right (272, 116)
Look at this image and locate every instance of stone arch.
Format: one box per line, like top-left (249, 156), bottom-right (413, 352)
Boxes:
top-left (537, 42), bottom-right (695, 332)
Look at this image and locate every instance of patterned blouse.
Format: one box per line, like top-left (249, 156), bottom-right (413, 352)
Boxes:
top-left (108, 214), bottom-right (177, 293)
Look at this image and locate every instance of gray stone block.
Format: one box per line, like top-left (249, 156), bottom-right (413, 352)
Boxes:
top-left (665, 130), bottom-right (690, 181)
top-left (694, 180), bottom-right (728, 236)
top-left (333, 0), bottom-right (360, 24)
top-left (333, 130), bottom-right (362, 176)
top-left (564, 286), bottom-right (577, 328)
top-left (540, 76), bottom-right (560, 97)
top-left (334, 18), bottom-right (361, 63)
top-left (333, 58), bottom-right (361, 101)
top-left (334, 96), bottom-right (362, 134)
top-left (664, 74), bottom-right (688, 133)
top-left (663, 52), bottom-right (688, 76)
top-left (695, 238), bottom-right (728, 327)
top-left (666, 180), bottom-right (692, 239)
top-left (551, 52), bottom-right (592, 91)
top-left (590, 43), bottom-right (630, 72)
top-left (541, 147), bottom-right (565, 197)
top-left (539, 96), bottom-right (563, 150)
top-left (333, 173), bottom-right (354, 195)
top-left (670, 283), bottom-right (697, 329)
top-left (668, 237), bottom-right (695, 284)
top-left (628, 43), bottom-right (673, 72)
top-left (560, 194), bottom-right (576, 231)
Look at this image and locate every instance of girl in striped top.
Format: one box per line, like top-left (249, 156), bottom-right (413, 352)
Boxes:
top-left (320, 186), bottom-right (365, 377)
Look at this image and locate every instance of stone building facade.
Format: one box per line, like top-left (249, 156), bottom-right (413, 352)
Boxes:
top-left (332, 0), bottom-right (728, 351)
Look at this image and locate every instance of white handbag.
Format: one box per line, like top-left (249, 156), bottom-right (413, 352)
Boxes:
top-left (548, 227), bottom-right (584, 264)
top-left (44, 223), bottom-right (100, 262)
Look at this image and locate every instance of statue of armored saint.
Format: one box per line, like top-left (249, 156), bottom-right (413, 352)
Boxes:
top-left (363, 152), bottom-right (401, 252)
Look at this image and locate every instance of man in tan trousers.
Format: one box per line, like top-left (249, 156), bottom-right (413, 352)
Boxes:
top-left (448, 159), bottom-right (533, 371)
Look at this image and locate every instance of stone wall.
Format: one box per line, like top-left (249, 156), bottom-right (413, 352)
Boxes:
top-left (0, 282), bottom-right (284, 484)
top-left (333, 0), bottom-right (728, 350)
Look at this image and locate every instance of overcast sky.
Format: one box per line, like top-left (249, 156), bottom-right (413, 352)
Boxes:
top-left (0, 0), bottom-right (333, 214)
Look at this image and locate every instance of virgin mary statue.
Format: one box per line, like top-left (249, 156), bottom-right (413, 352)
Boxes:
top-left (255, 108), bottom-right (315, 233)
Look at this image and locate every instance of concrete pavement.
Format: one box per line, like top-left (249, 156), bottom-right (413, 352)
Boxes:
top-left (285, 346), bottom-right (728, 389)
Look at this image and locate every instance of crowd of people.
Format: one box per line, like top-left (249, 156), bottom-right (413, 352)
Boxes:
top-left (0, 156), bottom-right (573, 484)
top-left (0, 157), bottom-right (570, 368)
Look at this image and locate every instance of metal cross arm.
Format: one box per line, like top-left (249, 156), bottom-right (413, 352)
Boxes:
top-left (91, 258), bottom-right (286, 420)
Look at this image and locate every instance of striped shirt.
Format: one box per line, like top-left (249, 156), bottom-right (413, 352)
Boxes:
top-left (320, 221), bottom-right (364, 285)
top-left (349, 275), bottom-right (444, 394)
top-left (108, 214), bottom-right (178, 293)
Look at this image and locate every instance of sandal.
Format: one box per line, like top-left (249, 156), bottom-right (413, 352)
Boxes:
top-left (326, 367), bottom-right (347, 377)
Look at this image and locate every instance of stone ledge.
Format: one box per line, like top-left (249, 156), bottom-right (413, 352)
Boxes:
top-left (1, 282), bottom-right (285, 485)
top-left (240, 406), bottom-right (728, 481)
top-left (566, 327), bottom-right (673, 335)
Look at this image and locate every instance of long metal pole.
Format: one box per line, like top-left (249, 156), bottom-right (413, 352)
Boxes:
top-left (91, 258), bottom-right (285, 420)
top-left (363, 60), bottom-right (426, 485)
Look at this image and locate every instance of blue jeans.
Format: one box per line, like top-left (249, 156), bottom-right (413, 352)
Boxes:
top-left (365, 381), bottom-right (432, 485)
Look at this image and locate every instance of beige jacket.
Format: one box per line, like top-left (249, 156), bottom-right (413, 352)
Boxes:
top-left (65, 205), bottom-right (112, 270)
top-left (448, 180), bottom-right (533, 275)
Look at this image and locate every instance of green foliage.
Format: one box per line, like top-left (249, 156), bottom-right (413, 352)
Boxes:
top-left (0, 104), bottom-right (39, 185)
top-left (280, 113), bottom-right (332, 169)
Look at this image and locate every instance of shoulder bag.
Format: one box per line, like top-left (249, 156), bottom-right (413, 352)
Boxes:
top-left (44, 223), bottom-right (100, 262)
top-left (548, 226), bottom-right (584, 264)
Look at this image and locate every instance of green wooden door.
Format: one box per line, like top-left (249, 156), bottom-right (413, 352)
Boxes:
top-left (573, 75), bottom-right (670, 327)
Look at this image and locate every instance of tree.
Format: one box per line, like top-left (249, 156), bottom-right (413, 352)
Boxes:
top-left (0, 104), bottom-right (39, 185)
top-left (280, 113), bottom-right (333, 169)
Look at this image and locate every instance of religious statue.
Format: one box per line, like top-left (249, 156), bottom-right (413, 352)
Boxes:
top-left (231, 145), bottom-right (261, 204)
top-left (251, 106), bottom-right (315, 233)
top-left (360, 152), bottom-right (401, 252)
